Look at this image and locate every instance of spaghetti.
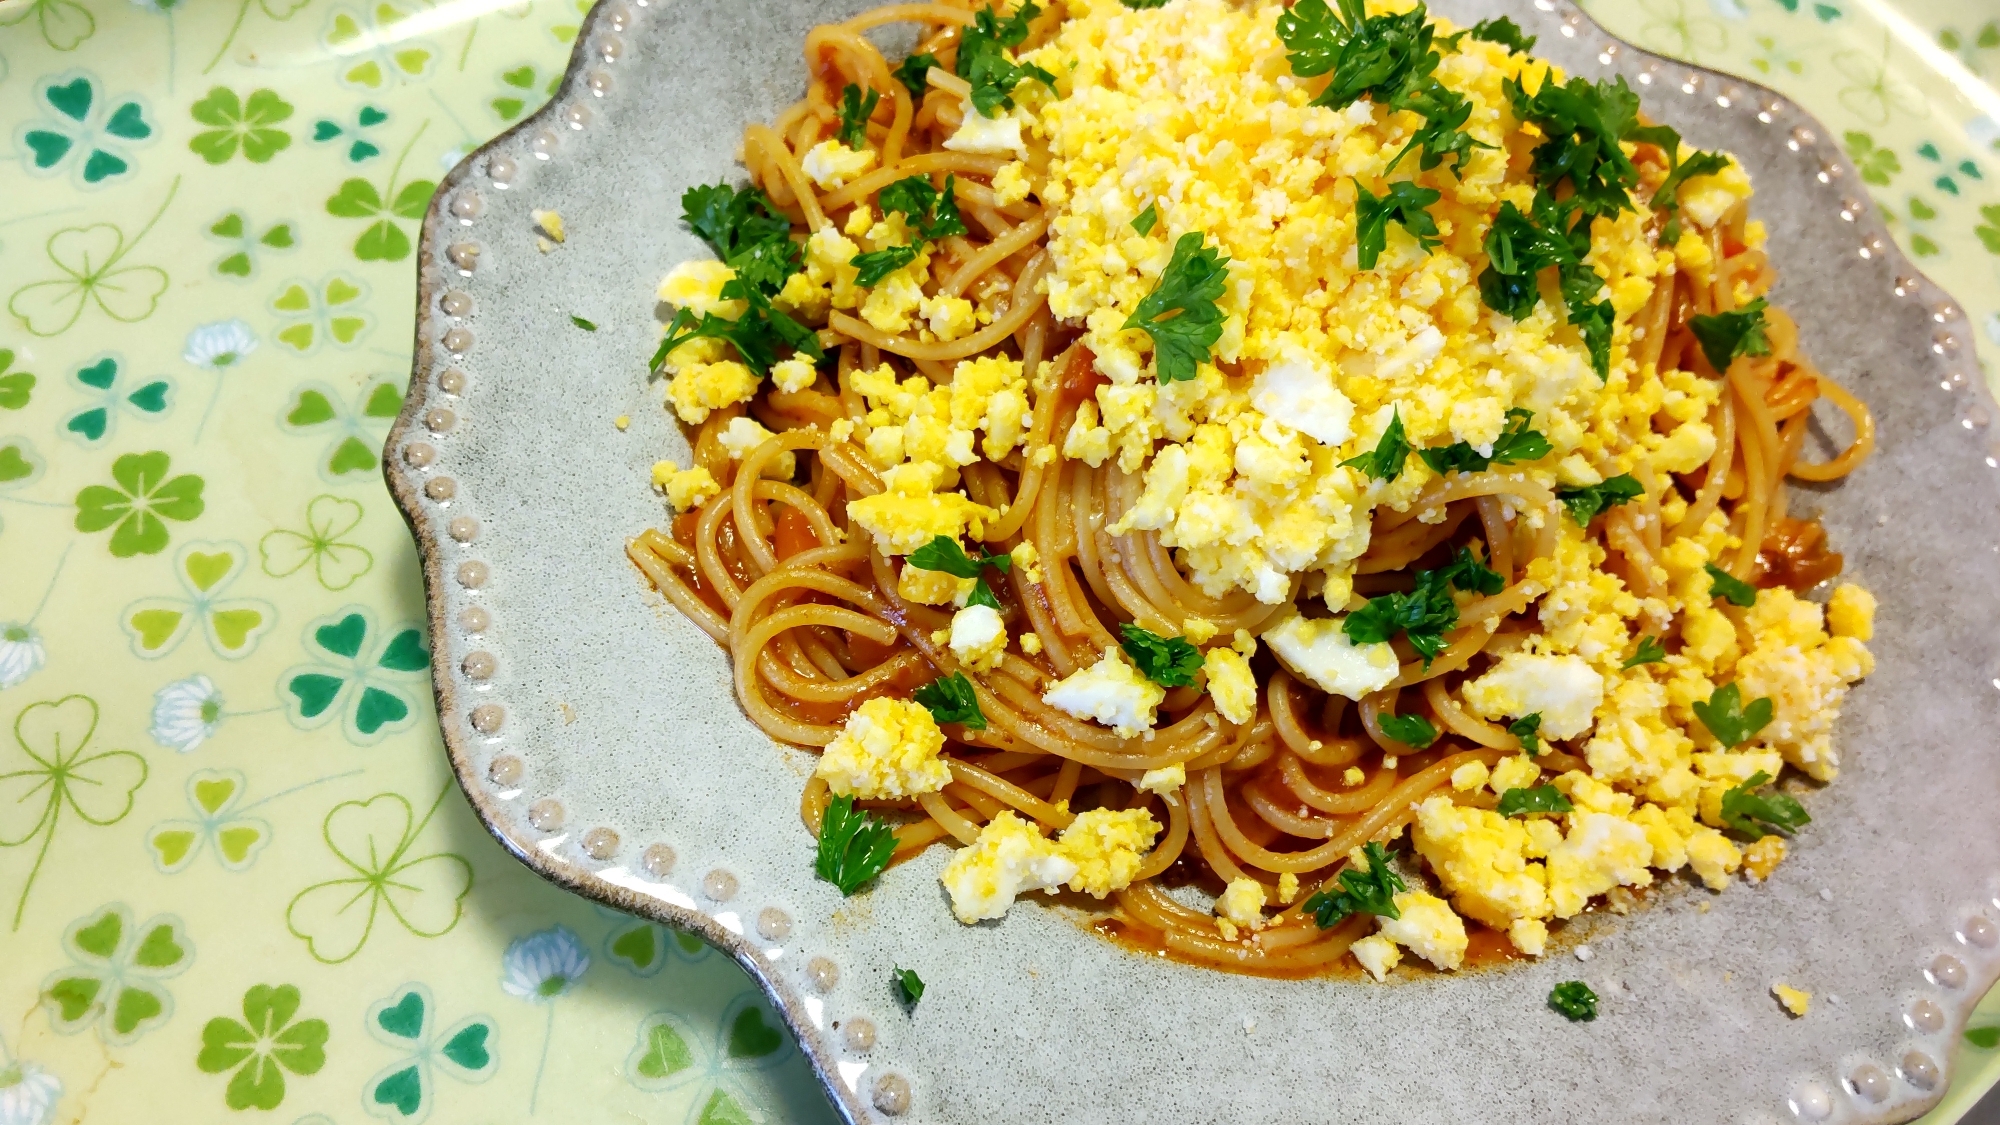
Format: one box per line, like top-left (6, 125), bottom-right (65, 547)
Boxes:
top-left (628, 0), bottom-right (1878, 979)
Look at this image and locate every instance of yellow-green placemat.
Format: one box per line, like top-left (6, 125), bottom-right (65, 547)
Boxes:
top-left (0, 0), bottom-right (1993, 1121)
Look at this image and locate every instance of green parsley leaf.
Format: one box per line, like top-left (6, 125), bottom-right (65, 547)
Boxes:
top-left (838, 83), bottom-right (881, 149)
top-left (1276, 0), bottom-right (1436, 112)
top-left (914, 672), bottom-right (987, 730)
top-left (1622, 635), bottom-right (1668, 668)
top-left (851, 244), bottom-right (919, 288)
top-left (1550, 980), bottom-right (1598, 1021)
top-left (1377, 711), bottom-right (1438, 748)
top-left (680, 182), bottom-right (802, 296)
top-left (1122, 231), bottom-right (1230, 383)
top-left (1131, 202), bottom-right (1159, 236)
top-left (1705, 562), bottom-right (1758, 608)
top-left (1118, 623), bottom-right (1203, 688)
top-left (1691, 682), bottom-right (1774, 749)
top-left (1343, 551), bottom-right (1488, 666)
top-left (1688, 297), bottom-right (1772, 374)
top-left (1417, 407), bottom-right (1552, 474)
top-left (1965, 1027), bottom-right (2000, 1050)
top-left (1385, 80), bottom-right (1493, 174)
top-left (908, 534), bottom-right (1010, 579)
top-left (878, 174), bottom-right (967, 240)
top-left (1509, 712), bottom-right (1542, 756)
top-left (1354, 179), bottom-right (1442, 270)
top-left (1120, 0), bottom-right (1170, 7)
top-left (957, 2), bottom-right (1055, 118)
top-left (1477, 198), bottom-right (1580, 321)
top-left (1556, 473), bottom-right (1644, 525)
top-left (1468, 16), bottom-right (1535, 54)
top-left (1341, 408), bottom-right (1412, 481)
top-left (1437, 545), bottom-right (1504, 596)
top-left (1505, 74), bottom-right (1644, 219)
top-left (1718, 770), bottom-right (1810, 838)
top-left (1631, 124), bottom-right (1731, 243)
top-left (652, 282), bottom-right (823, 377)
top-left (1303, 841), bottom-right (1406, 929)
top-left (892, 965), bottom-right (926, 1008)
top-left (1498, 783), bottom-right (1573, 817)
top-left (570, 314), bottom-right (597, 331)
top-left (814, 793), bottom-right (899, 896)
top-left (893, 52), bottom-right (941, 101)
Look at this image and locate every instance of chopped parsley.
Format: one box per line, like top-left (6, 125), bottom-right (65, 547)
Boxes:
top-left (1505, 74), bottom-right (1644, 220)
top-left (1509, 712), bottom-right (1542, 756)
top-left (1343, 548), bottom-right (1495, 665)
top-left (1705, 563), bottom-right (1758, 608)
top-left (570, 314), bottom-right (597, 331)
top-left (908, 534), bottom-right (1010, 608)
top-left (1275, 0), bottom-right (1437, 112)
top-left (1131, 201), bottom-right (1159, 236)
top-left (656, 183), bottom-right (821, 376)
top-left (1341, 408), bottom-right (1412, 481)
top-left (1629, 124), bottom-right (1731, 243)
top-left (1385, 80), bottom-right (1492, 175)
top-left (1353, 179), bottom-right (1441, 270)
top-left (1550, 980), bottom-right (1598, 1021)
top-left (1123, 231), bottom-right (1230, 383)
top-left (1498, 783), bottom-right (1573, 817)
top-left (1622, 635), bottom-right (1668, 669)
top-left (893, 52), bottom-right (941, 101)
top-left (1377, 711), bottom-right (1437, 749)
top-left (653, 283), bottom-right (823, 377)
top-left (814, 794), bottom-right (898, 896)
top-left (1691, 682), bottom-right (1774, 749)
top-left (1466, 16), bottom-right (1536, 54)
top-left (878, 174), bottom-right (966, 240)
top-left (892, 965), bottom-right (926, 1008)
top-left (1417, 407), bottom-right (1552, 474)
top-left (1302, 841), bottom-right (1405, 929)
top-left (1119, 623), bottom-right (1203, 688)
top-left (837, 83), bottom-right (880, 149)
top-left (1556, 473), bottom-right (1644, 526)
top-left (1687, 297), bottom-right (1772, 374)
top-left (1476, 194), bottom-right (1614, 378)
top-left (850, 244), bottom-right (919, 287)
top-left (956, 2), bottom-right (1056, 118)
top-left (1718, 770), bottom-right (1810, 839)
top-left (914, 672), bottom-right (986, 730)
top-left (1119, 0), bottom-right (1170, 6)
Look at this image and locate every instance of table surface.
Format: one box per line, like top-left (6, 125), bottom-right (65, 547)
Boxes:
top-left (0, 0), bottom-right (1996, 1122)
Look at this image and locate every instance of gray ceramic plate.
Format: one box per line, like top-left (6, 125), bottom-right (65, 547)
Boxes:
top-left (385, 1), bottom-right (2000, 1121)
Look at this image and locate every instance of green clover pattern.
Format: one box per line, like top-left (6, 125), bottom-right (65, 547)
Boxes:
top-left (285, 785), bottom-right (471, 963)
top-left (197, 983), bottom-right (330, 1110)
top-left (61, 355), bottom-right (173, 445)
top-left (73, 450), bottom-right (206, 557)
top-left (281, 380), bottom-right (405, 479)
top-left (362, 983), bottom-right (498, 1121)
top-left (279, 606), bottom-right (428, 744)
top-left (188, 86), bottom-right (296, 164)
top-left (206, 210), bottom-right (299, 279)
top-left (19, 71), bottom-right (154, 187)
top-left (40, 903), bottom-right (193, 1044)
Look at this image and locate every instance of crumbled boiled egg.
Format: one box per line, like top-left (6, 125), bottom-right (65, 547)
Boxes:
top-left (1351, 934), bottom-right (1403, 981)
top-left (814, 697), bottom-right (950, 799)
top-left (652, 460), bottom-right (719, 511)
top-left (944, 108), bottom-right (1030, 159)
top-left (1137, 763), bottom-right (1185, 794)
top-left (716, 416), bottom-right (797, 477)
top-left (940, 811), bottom-right (1080, 923)
top-left (1042, 648), bottom-right (1165, 737)
top-left (667, 361), bottom-right (759, 424)
top-left (1216, 877), bottom-right (1268, 932)
top-left (1375, 891), bottom-right (1468, 971)
top-left (1463, 652), bottom-right (1605, 741)
top-left (801, 139), bottom-right (876, 189)
top-left (1772, 982), bottom-right (1811, 1017)
top-left (1059, 807), bottom-right (1160, 897)
top-left (1261, 615), bottom-right (1400, 700)
top-left (948, 604), bottom-right (1008, 672)
top-left (1203, 646), bottom-right (1257, 724)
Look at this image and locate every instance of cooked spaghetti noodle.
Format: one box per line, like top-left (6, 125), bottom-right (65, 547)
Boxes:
top-left (629, 0), bottom-right (1878, 979)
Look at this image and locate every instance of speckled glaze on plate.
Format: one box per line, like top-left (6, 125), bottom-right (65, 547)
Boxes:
top-left (384, 1), bottom-right (2000, 1121)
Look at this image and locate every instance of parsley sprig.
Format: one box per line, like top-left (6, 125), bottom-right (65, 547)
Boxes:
top-left (1556, 473), bottom-right (1644, 525)
top-left (908, 534), bottom-right (1011, 608)
top-left (1705, 562), bottom-right (1758, 607)
top-left (1124, 231), bottom-right (1230, 383)
top-left (814, 794), bottom-right (898, 896)
top-left (1622, 635), bottom-right (1668, 669)
top-left (879, 174), bottom-right (967, 241)
top-left (893, 52), bottom-right (941, 100)
top-left (1719, 770), bottom-right (1810, 838)
top-left (1691, 682), bottom-right (1773, 749)
top-left (892, 965), bottom-right (926, 1008)
top-left (1506, 74), bottom-right (1645, 220)
top-left (1119, 624), bottom-right (1202, 688)
top-left (1630, 125), bottom-right (1731, 243)
top-left (1342, 408), bottom-right (1412, 481)
top-left (654, 283), bottom-right (823, 376)
top-left (1353, 180), bottom-right (1441, 270)
top-left (1688, 297), bottom-right (1771, 374)
top-left (1417, 407), bottom-right (1552, 474)
top-left (1302, 841), bottom-right (1405, 929)
top-left (1550, 980), bottom-right (1599, 1021)
top-left (1497, 783), bottom-right (1573, 817)
top-left (957, 2), bottom-right (1056, 118)
top-left (1377, 711), bottom-right (1438, 749)
top-left (1442, 16), bottom-right (1536, 55)
top-left (654, 184), bottom-right (822, 376)
top-left (851, 244), bottom-right (918, 287)
top-left (837, 83), bottom-right (880, 149)
top-left (1509, 712), bottom-right (1543, 755)
top-left (1343, 547), bottom-right (1498, 665)
top-left (1478, 194), bottom-right (1615, 378)
top-left (914, 672), bottom-right (986, 730)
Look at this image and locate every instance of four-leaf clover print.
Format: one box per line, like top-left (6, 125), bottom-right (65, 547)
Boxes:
top-left (280, 606), bottom-right (428, 743)
top-left (62, 354), bottom-right (172, 445)
top-left (188, 86), bottom-right (294, 164)
top-left (197, 983), bottom-right (329, 1111)
top-left (207, 210), bottom-right (298, 280)
top-left (147, 768), bottom-right (271, 872)
top-left (0, 349), bottom-right (36, 412)
top-left (40, 903), bottom-right (193, 1045)
top-left (1, 695), bottom-right (148, 929)
top-left (120, 540), bottom-right (275, 659)
top-left (74, 451), bottom-right (206, 557)
top-left (272, 274), bottom-right (373, 353)
top-left (1843, 131), bottom-right (1902, 187)
top-left (261, 494), bottom-right (376, 591)
top-left (8, 180), bottom-right (176, 337)
top-left (624, 994), bottom-right (794, 1123)
top-left (283, 380), bottom-right (404, 480)
top-left (285, 785), bottom-right (472, 964)
top-left (18, 71), bottom-right (154, 187)
top-left (363, 983), bottom-right (498, 1122)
